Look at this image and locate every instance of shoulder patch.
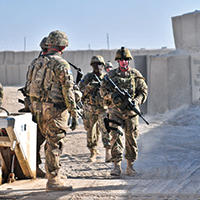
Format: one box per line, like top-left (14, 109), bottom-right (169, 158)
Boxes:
top-left (64, 68), bottom-right (73, 75)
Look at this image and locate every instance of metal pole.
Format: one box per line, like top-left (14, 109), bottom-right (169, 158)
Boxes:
top-left (107, 33), bottom-right (109, 49)
top-left (24, 37), bottom-right (26, 51)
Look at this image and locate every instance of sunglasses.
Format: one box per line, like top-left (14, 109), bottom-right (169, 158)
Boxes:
top-left (93, 63), bottom-right (103, 66)
top-left (119, 58), bottom-right (129, 61)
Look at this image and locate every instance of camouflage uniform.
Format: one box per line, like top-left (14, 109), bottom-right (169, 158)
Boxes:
top-left (79, 55), bottom-right (111, 162)
top-left (0, 83), bottom-right (3, 107)
top-left (29, 31), bottom-right (77, 182)
top-left (23, 37), bottom-right (49, 176)
top-left (100, 47), bottom-right (148, 176)
top-left (79, 72), bottom-right (111, 148)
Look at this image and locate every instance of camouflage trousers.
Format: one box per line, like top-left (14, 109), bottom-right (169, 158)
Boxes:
top-left (108, 107), bottom-right (139, 162)
top-left (82, 104), bottom-right (111, 150)
top-left (32, 101), bottom-right (68, 176)
top-left (36, 125), bottom-right (46, 166)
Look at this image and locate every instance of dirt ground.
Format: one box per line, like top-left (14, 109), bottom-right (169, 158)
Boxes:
top-left (0, 86), bottom-right (200, 200)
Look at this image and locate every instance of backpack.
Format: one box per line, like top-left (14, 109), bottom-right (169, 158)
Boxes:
top-left (29, 55), bottom-right (54, 101)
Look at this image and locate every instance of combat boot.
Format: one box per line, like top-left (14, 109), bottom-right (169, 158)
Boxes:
top-left (105, 146), bottom-right (112, 163)
top-left (126, 160), bottom-right (137, 176)
top-left (36, 165), bottom-right (46, 178)
top-left (110, 161), bottom-right (122, 176)
top-left (89, 148), bottom-right (97, 162)
top-left (46, 173), bottom-right (72, 191)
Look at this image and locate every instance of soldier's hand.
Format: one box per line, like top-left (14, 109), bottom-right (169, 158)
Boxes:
top-left (70, 116), bottom-right (78, 131)
top-left (112, 93), bottom-right (123, 105)
top-left (90, 80), bottom-right (100, 88)
top-left (132, 99), bottom-right (139, 106)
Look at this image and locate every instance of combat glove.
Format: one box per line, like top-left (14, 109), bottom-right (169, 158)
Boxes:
top-left (90, 81), bottom-right (100, 88)
top-left (112, 93), bottom-right (123, 105)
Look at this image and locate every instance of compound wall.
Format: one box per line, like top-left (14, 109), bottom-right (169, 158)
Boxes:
top-left (172, 10), bottom-right (200, 51)
top-left (0, 48), bottom-right (172, 86)
top-left (148, 54), bottom-right (192, 115)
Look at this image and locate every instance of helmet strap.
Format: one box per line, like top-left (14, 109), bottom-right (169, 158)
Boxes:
top-left (49, 45), bottom-right (65, 54)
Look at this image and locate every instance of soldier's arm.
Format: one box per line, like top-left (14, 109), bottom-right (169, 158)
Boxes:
top-left (79, 73), bottom-right (93, 97)
top-left (59, 63), bottom-right (77, 117)
top-left (100, 75), bottom-right (115, 107)
top-left (134, 76), bottom-right (148, 105)
top-left (24, 59), bottom-right (36, 95)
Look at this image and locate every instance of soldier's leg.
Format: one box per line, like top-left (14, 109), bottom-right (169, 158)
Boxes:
top-left (124, 116), bottom-right (139, 176)
top-left (109, 112), bottom-right (124, 176)
top-left (83, 107), bottom-right (98, 161)
top-left (36, 125), bottom-right (46, 177)
top-left (43, 107), bottom-right (72, 191)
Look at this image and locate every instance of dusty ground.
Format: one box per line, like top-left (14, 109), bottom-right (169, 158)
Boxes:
top-left (0, 86), bottom-right (200, 199)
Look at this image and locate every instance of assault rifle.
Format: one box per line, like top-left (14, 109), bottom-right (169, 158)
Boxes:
top-left (104, 75), bottom-right (149, 125)
top-left (66, 62), bottom-right (84, 126)
top-left (91, 74), bottom-right (101, 99)
top-left (68, 61), bottom-right (84, 84)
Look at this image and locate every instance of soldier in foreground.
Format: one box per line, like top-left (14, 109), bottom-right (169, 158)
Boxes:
top-left (29, 30), bottom-right (78, 191)
top-left (22, 37), bottom-right (49, 178)
top-left (100, 47), bottom-right (148, 176)
top-left (79, 55), bottom-right (112, 163)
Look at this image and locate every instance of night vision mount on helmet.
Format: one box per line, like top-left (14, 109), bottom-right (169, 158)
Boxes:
top-left (115, 46), bottom-right (133, 61)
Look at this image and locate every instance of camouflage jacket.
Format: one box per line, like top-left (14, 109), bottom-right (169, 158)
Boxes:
top-left (0, 83), bottom-right (3, 106)
top-left (24, 58), bottom-right (38, 96)
top-left (100, 67), bottom-right (148, 111)
top-left (29, 51), bottom-right (77, 117)
top-left (79, 72), bottom-right (105, 108)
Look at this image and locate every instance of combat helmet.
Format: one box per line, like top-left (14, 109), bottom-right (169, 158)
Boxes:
top-left (46, 30), bottom-right (69, 47)
top-left (39, 37), bottom-right (49, 49)
top-left (90, 55), bottom-right (105, 66)
top-left (115, 46), bottom-right (133, 61)
top-left (104, 61), bottom-right (113, 71)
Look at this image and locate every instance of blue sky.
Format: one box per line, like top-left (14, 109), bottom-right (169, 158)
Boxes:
top-left (0, 0), bottom-right (200, 51)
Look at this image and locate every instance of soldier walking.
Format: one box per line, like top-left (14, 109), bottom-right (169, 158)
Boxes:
top-left (100, 47), bottom-right (148, 176)
top-left (79, 55), bottom-right (112, 162)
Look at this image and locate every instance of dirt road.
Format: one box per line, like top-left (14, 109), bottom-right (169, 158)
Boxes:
top-left (0, 87), bottom-right (200, 199)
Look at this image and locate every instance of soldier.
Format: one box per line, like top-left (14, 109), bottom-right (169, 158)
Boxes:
top-left (100, 47), bottom-right (148, 176)
top-left (29, 30), bottom-right (78, 191)
top-left (104, 61), bottom-right (113, 72)
top-left (22, 37), bottom-right (49, 178)
top-left (79, 55), bottom-right (112, 163)
top-left (0, 83), bottom-right (3, 107)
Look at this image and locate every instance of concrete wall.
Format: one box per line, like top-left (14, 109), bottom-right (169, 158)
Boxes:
top-left (172, 10), bottom-right (200, 50)
top-left (0, 48), bottom-right (173, 86)
top-left (190, 54), bottom-right (200, 105)
top-left (148, 54), bottom-right (192, 115)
